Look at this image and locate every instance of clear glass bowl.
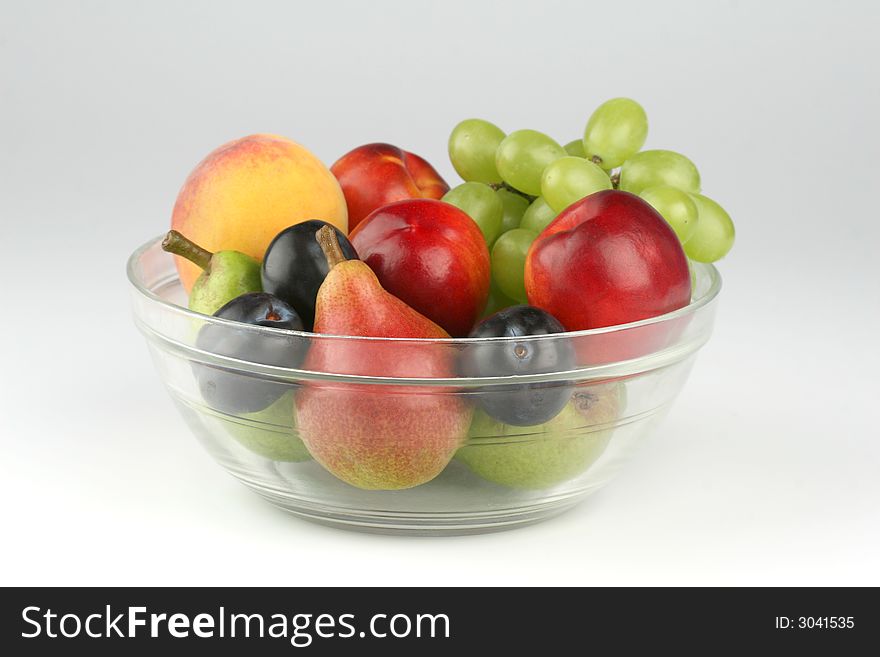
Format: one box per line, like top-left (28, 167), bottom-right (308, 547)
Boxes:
top-left (128, 235), bottom-right (721, 535)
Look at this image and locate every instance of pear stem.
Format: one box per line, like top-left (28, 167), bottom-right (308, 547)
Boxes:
top-left (315, 225), bottom-right (348, 270)
top-left (162, 230), bottom-right (213, 271)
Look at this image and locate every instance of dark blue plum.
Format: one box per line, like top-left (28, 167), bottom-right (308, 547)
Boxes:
top-left (195, 292), bottom-right (306, 414)
top-left (261, 220), bottom-right (358, 330)
top-left (460, 305), bottom-right (574, 426)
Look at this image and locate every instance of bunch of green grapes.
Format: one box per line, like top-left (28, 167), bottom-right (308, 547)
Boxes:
top-left (445, 99), bottom-right (735, 313)
top-left (443, 119), bottom-right (543, 306)
top-left (581, 98), bottom-right (735, 264)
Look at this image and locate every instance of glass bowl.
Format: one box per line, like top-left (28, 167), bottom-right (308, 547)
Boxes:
top-left (128, 235), bottom-right (721, 535)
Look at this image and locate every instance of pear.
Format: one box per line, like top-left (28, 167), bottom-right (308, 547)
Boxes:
top-left (295, 226), bottom-right (472, 490)
top-left (223, 392), bottom-right (310, 462)
top-left (162, 230), bottom-right (261, 316)
top-left (457, 382), bottom-right (624, 489)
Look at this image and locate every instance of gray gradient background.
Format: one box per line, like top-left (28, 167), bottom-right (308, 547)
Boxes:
top-left (2, 0), bottom-right (878, 585)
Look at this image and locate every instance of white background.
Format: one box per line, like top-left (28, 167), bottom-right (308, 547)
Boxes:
top-left (2, 0), bottom-right (878, 586)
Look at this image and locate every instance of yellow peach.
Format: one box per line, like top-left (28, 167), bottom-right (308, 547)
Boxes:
top-left (171, 134), bottom-right (348, 291)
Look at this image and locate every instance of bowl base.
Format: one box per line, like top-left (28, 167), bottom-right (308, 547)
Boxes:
top-left (237, 478), bottom-right (588, 536)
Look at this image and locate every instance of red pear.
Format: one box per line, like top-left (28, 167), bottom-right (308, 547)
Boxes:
top-left (295, 227), bottom-right (472, 490)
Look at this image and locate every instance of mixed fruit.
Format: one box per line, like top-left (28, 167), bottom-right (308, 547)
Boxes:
top-left (160, 98), bottom-right (734, 491)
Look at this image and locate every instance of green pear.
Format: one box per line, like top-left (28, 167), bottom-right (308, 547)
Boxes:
top-left (457, 383), bottom-right (624, 489)
top-left (223, 392), bottom-right (311, 462)
top-left (162, 230), bottom-right (261, 316)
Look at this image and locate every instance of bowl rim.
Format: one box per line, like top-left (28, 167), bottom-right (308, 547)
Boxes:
top-left (127, 234), bottom-right (723, 345)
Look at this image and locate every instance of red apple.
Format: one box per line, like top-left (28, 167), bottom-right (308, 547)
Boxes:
top-left (331, 143), bottom-right (449, 232)
top-left (525, 190), bottom-right (691, 363)
top-left (350, 199), bottom-right (490, 337)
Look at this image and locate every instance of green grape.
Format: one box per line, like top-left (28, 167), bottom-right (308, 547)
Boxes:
top-left (540, 156), bottom-right (612, 212)
top-left (687, 258), bottom-right (697, 295)
top-left (443, 182), bottom-right (504, 245)
top-left (684, 194), bottom-right (735, 263)
top-left (583, 97), bottom-right (648, 170)
top-left (448, 118), bottom-right (506, 183)
top-left (639, 185), bottom-right (699, 243)
top-left (520, 197), bottom-right (558, 234)
top-left (481, 280), bottom-right (518, 318)
top-left (619, 149), bottom-right (700, 196)
top-left (496, 188), bottom-right (530, 233)
top-left (495, 129), bottom-right (566, 196)
top-left (491, 228), bottom-right (538, 303)
top-left (564, 139), bottom-right (586, 157)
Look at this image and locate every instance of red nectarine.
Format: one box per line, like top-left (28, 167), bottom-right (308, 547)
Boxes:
top-left (331, 143), bottom-right (449, 232)
top-left (350, 199), bottom-right (490, 337)
top-left (525, 190), bottom-right (691, 363)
